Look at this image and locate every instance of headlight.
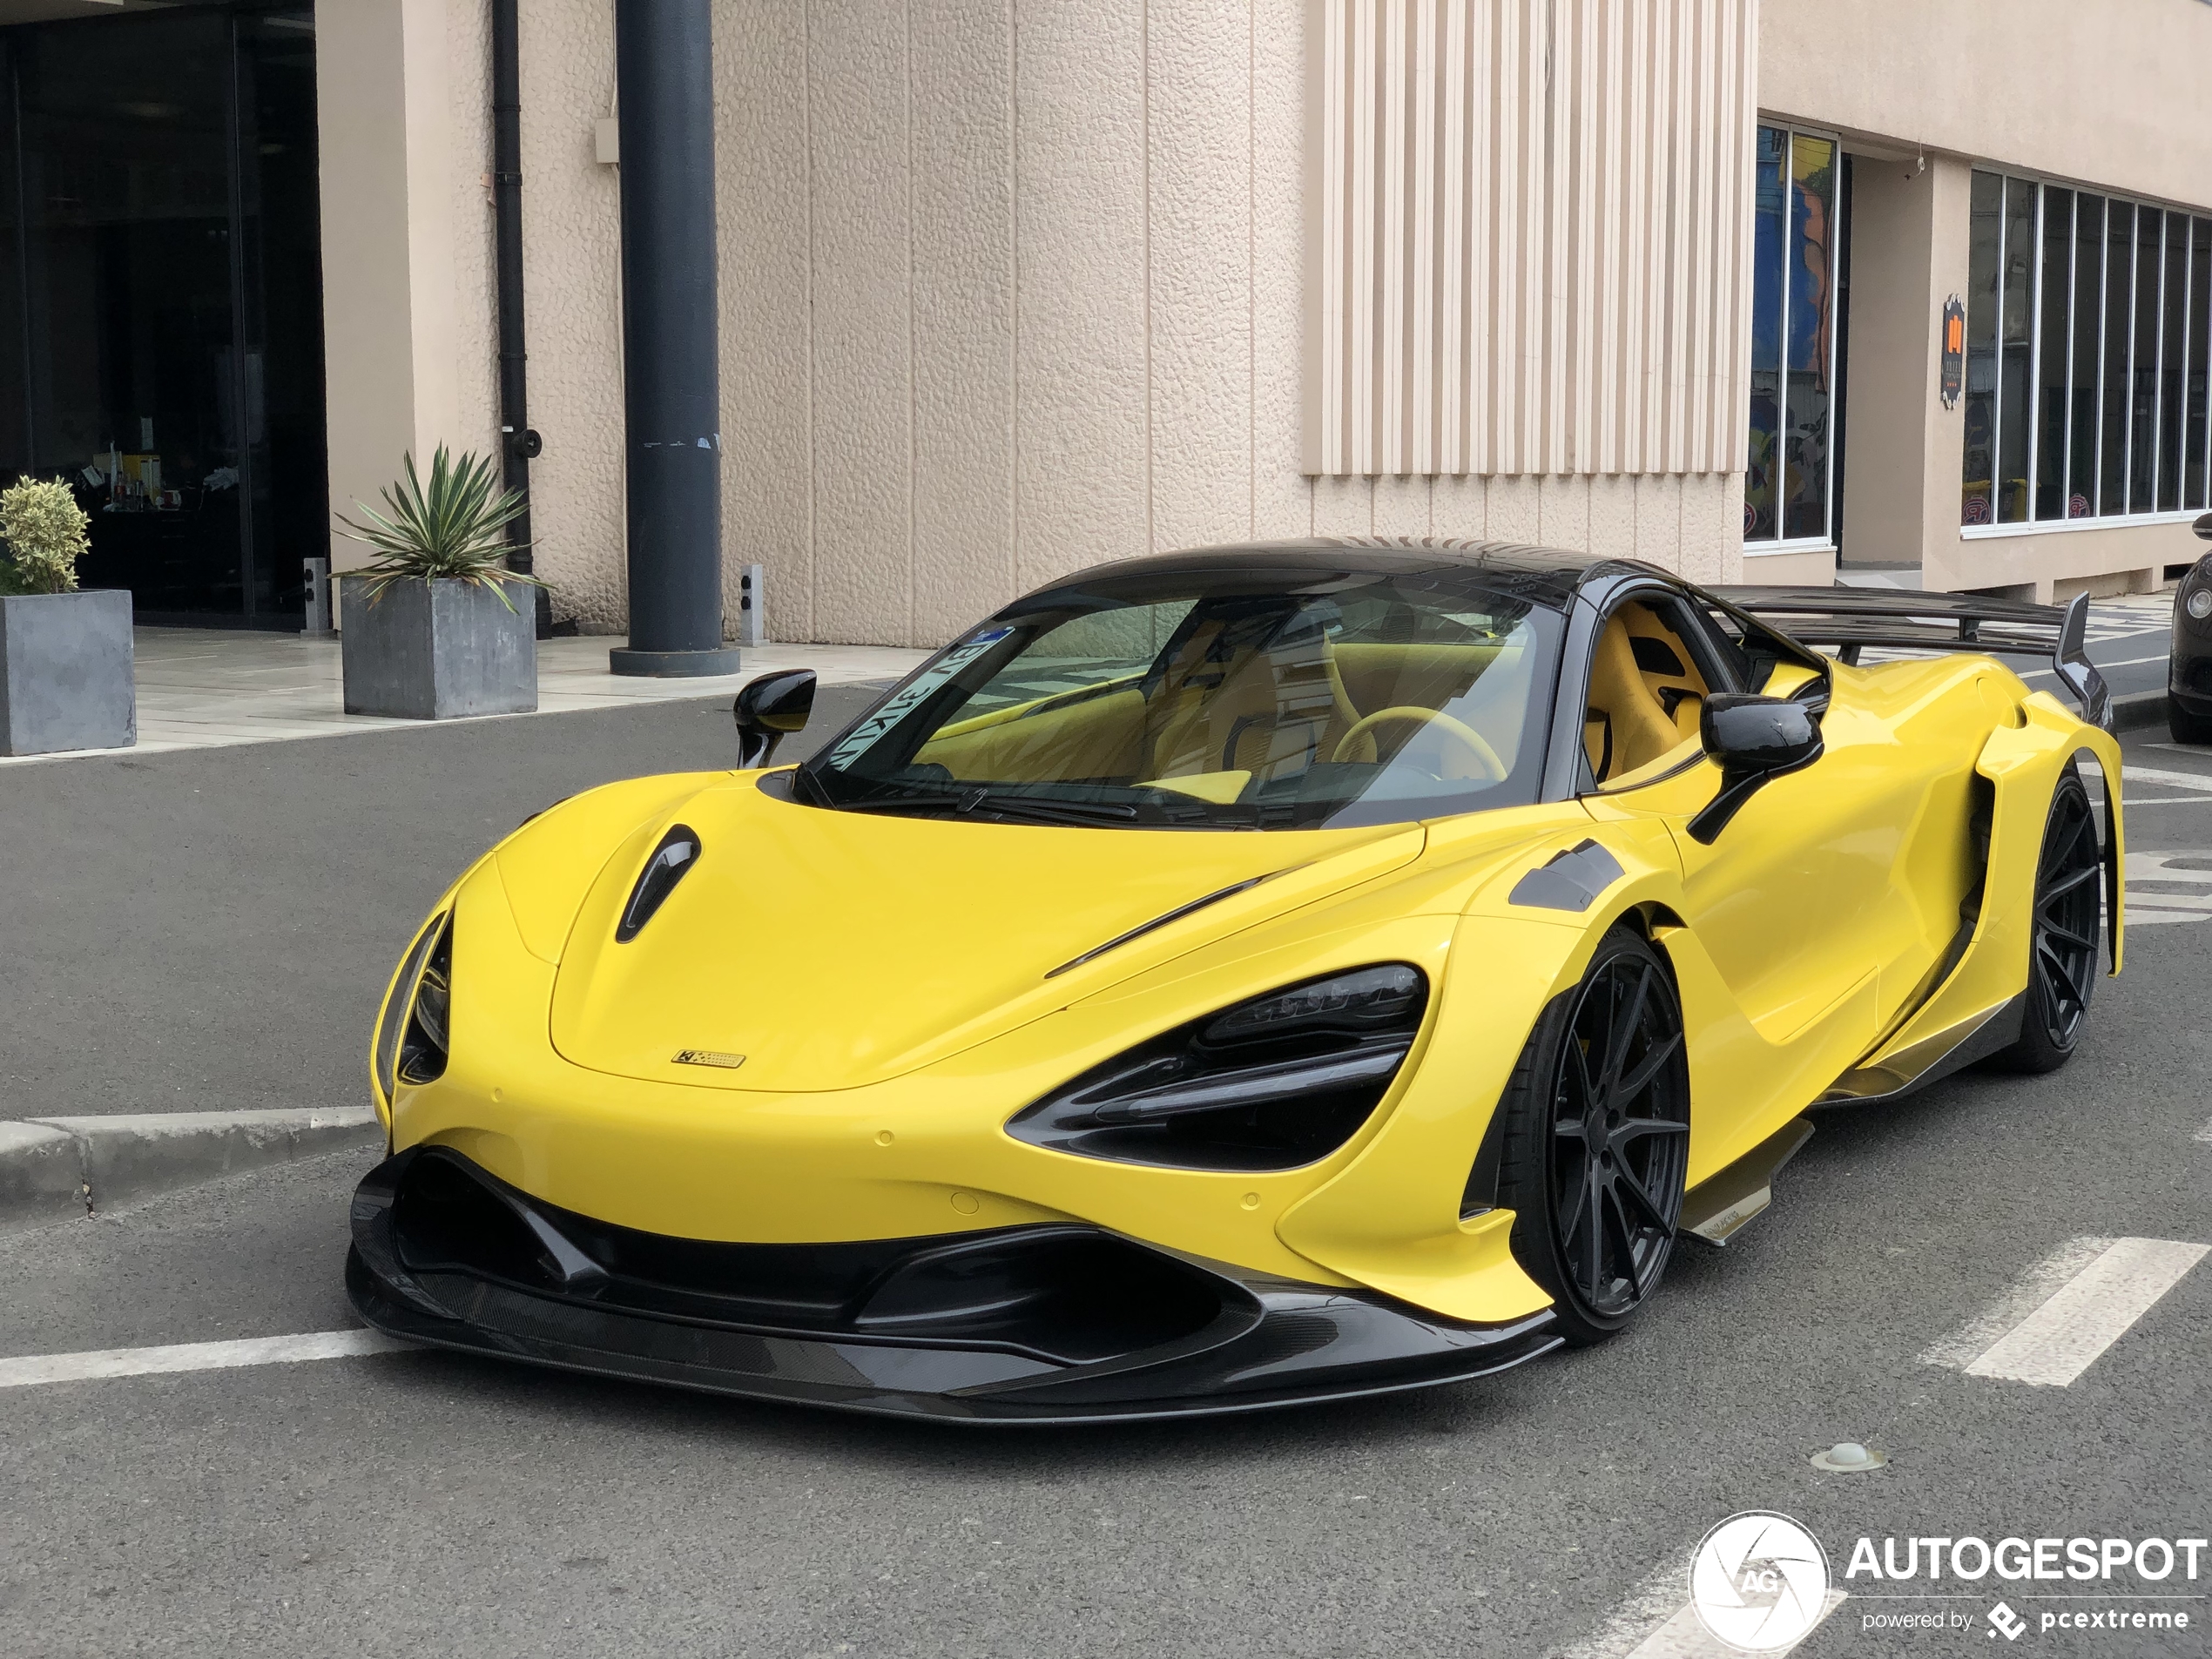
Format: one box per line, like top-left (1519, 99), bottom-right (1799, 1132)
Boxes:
top-left (374, 914), bottom-right (454, 1102)
top-left (2188, 588), bottom-right (2212, 621)
top-left (1006, 964), bottom-right (1427, 1172)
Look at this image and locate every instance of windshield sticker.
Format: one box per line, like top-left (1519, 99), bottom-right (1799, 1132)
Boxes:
top-left (826, 629), bottom-right (1016, 767)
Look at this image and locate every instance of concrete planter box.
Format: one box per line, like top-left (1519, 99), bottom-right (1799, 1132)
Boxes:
top-left (0, 588), bottom-right (136, 756)
top-left (341, 575), bottom-right (536, 719)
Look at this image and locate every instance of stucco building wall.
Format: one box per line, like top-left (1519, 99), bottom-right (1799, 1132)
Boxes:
top-left (320, 0), bottom-right (2205, 644)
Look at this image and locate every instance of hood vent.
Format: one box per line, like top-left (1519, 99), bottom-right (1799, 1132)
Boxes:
top-left (617, 826), bottom-right (701, 942)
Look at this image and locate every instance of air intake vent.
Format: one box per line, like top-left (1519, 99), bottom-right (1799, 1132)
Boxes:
top-left (617, 826), bottom-right (701, 942)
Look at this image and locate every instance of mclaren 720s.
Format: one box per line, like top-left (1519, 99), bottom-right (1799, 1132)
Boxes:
top-left (347, 540), bottom-right (2122, 1422)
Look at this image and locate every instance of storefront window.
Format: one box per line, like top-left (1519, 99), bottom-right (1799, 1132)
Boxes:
top-left (1969, 169), bottom-right (2212, 528)
top-left (0, 6), bottom-right (323, 624)
top-left (2034, 188), bottom-right (2072, 523)
top-left (1962, 172), bottom-right (2000, 526)
top-left (2067, 196), bottom-right (2104, 518)
top-left (1744, 124), bottom-right (1839, 552)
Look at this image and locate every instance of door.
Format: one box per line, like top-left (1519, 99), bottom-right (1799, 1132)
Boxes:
top-left (1577, 594), bottom-right (1904, 1049)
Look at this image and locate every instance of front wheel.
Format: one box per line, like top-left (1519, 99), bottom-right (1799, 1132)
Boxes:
top-left (1988, 768), bottom-right (2101, 1075)
top-left (1496, 927), bottom-right (1691, 1345)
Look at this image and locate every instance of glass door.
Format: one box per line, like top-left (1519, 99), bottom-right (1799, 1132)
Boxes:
top-left (0, 4), bottom-right (322, 627)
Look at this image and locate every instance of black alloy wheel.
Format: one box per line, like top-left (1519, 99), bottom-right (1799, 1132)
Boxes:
top-left (1498, 927), bottom-right (1691, 1345)
top-left (1991, 768), bottom-right (2101, 1074)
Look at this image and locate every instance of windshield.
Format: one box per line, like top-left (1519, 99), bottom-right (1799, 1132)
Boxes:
top-left (802, 565), bottom-right (1564, 830)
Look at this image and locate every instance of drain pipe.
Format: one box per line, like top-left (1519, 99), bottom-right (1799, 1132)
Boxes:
top-left (490, 0), bottom-right (548, 636)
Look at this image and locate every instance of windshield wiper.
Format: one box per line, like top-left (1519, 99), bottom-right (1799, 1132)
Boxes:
top-left (825, 786), bottom-right (1177, 828)
top-left (967, 792), bottom-right (1142, 826)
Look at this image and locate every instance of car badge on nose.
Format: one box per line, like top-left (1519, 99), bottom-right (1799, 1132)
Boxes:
top-left (672, 1049), bottom-right (746, 1069)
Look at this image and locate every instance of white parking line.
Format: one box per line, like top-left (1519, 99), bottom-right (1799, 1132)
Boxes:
top-left (1928, 1238), bottom-right (2209, 1387)
top-left (1622, 1593), bottom-right (1846, 1658)
top-left (0, 1328), bottom-right (408, 1389)
top-left (2197, 1120), bottom-right (2212, 1144)
top-left (2121, 766), bottom-right (2212, 792)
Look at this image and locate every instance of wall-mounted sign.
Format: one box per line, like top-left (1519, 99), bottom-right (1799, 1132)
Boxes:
top-left (1940, 295), bottom-right (1966, 408)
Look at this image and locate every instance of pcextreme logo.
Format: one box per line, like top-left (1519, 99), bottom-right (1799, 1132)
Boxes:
top-left (1689, 1512), bottom-right (1831, 1652)
top-left (1689, 1515), bottom-right (2207, 1649)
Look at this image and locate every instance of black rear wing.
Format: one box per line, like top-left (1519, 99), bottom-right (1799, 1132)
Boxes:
top-left (1710, 586), bottom-right (2110, 729)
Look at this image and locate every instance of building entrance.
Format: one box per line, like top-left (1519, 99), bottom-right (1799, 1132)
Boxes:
top-left (0, 3), bottom-right (324, 626)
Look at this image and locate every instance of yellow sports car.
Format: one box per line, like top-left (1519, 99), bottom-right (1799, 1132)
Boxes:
top-left (347, 541), bottom-right (2122, 1421)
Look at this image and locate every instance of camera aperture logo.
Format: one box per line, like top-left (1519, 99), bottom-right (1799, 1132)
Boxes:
top-left (1690, 1511), bottom-right (1832, 1652)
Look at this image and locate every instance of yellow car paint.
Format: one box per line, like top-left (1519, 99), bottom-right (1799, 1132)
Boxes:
top-left (368, 635), bottom-right (2123, 1331)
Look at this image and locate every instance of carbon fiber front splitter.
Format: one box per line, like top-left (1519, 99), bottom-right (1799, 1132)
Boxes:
top-left (346, 1146), bottom-right (1560, 1424)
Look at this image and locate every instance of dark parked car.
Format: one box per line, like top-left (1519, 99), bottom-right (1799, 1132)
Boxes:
top-left (2172, 514), bottom-right (2212, 745)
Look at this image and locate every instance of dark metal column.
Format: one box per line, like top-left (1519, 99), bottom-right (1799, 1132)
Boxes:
top-left (609, 0), bottom-right (738, 676)
top-left (490, 0), bottom-right (549, 637)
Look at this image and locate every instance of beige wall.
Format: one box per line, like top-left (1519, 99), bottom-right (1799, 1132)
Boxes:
top-left (322, 2), bottom-right (1922, 645)
top-left (316, 0), bottom-right (468, 572)
top-left (1837, 154), bottom-right (1966, 572)
top-left (1761, 0), bottom-right (2212, 209)
top-left (714, 0), bottom-right (1745, 649)
top-left (316, 0), bottom-right (623, 625)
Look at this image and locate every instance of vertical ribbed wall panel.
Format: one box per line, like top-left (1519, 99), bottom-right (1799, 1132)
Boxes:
top-left (1306, 0), bottom-right (1756, 477)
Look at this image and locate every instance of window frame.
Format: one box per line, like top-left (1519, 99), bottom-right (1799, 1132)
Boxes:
top-left (1743, 120), bottom-right (1846, 560)
top-left (1963, 166), bottom-right (2212, 538)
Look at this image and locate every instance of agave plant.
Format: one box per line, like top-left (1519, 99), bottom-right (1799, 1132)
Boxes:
top-left (334, 445), bottom-right (542, 611)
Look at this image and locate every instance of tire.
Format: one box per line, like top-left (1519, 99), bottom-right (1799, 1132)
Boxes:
top-left (1496, 926), bottom-right (1691, 1345)
top-left (2169, 698), bottom-right (2212, 745)
top-left (1987, 766), bottom-right (2101, 1075)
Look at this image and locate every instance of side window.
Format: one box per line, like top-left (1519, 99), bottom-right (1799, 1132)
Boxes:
top-left (1581, 597), bottom-right (1715, 788)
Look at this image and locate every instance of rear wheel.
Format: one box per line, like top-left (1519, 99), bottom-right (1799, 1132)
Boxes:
top-left (1989, 768), bottom-right (2101, 1075)
top-left (2169, 698), bottom-right (2212, 745)
top-left (1497, 927), bottom-right (1691, 1345)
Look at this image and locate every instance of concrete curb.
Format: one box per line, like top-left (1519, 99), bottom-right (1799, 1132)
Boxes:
top-left (0, 1107), bottom-right (383, 1231)
top-left (2110, 688), bottom-right (2168, 734)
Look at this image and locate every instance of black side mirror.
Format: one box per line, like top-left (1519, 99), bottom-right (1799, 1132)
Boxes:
top-left (1686, 692), bottom-right (1824, 844)
top-left (733, 669), bottom-right (816, 768)
top-left (2193, 511), bottom-right (2212, 542)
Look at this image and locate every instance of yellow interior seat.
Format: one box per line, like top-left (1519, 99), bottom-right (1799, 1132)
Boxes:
top-left (1582, 604), bottom-right (1710, 784)
top-left (1144, 620), bottom-right (1361, 783)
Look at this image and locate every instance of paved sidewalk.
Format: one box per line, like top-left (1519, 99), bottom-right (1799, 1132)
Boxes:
top-left (0, 629), bottom-right (929, 766)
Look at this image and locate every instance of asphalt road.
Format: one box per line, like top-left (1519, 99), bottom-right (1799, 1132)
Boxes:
top-left (3, 700), bottom-right (2209, 1658)
top-left (0, 684), bottom-right (883, 1121)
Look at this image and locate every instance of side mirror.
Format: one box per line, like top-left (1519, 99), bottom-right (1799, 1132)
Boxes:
top-left (1687, 692), bottom-right (1824, 844)
top-left (2193, 511), bottom-right (2212, 542)
top-left (733, 669), bottom-right (816, 768)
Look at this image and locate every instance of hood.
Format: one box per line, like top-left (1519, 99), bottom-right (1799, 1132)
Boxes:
top-left (543, 779), bottom-right (1424, 1093)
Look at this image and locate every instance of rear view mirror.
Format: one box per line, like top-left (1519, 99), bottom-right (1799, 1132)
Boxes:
top-left (1687, 692), bottom-right (1824, 844)
top-left (2194, 512), bottom-right (2212, 542)
top-left (733, 669), bottom-right (817, 768)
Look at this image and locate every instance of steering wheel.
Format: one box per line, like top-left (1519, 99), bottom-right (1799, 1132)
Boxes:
top-left (1332, 706), bottom-right (1506, 781)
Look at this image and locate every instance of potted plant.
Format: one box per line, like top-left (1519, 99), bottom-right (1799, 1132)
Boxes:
top-left (0, 475), bottom-right (134, 756)
top-left (336, 445), bottom-right (543, 719)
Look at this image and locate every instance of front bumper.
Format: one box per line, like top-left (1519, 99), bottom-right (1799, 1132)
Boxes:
top-left (347, 1147), bottom-right (1560, 1424)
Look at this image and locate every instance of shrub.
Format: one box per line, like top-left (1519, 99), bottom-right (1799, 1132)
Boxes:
top-left (0, 476), bottom-right (91, 595)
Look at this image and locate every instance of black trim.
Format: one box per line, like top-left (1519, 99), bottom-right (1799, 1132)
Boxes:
top-left (615, 825), bottom-right (700, 943)
top-left (1712, 586), bottom-right (2111, 727)
top-left (1507, 840), bottom-right (1624, 913)
top-left (347, 1147), bottom-right (1560, 1424)
top-left (1045, 875), bottom-right (1271, 978)
top-left (1815, 993), bottom-right (2027, 1109)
